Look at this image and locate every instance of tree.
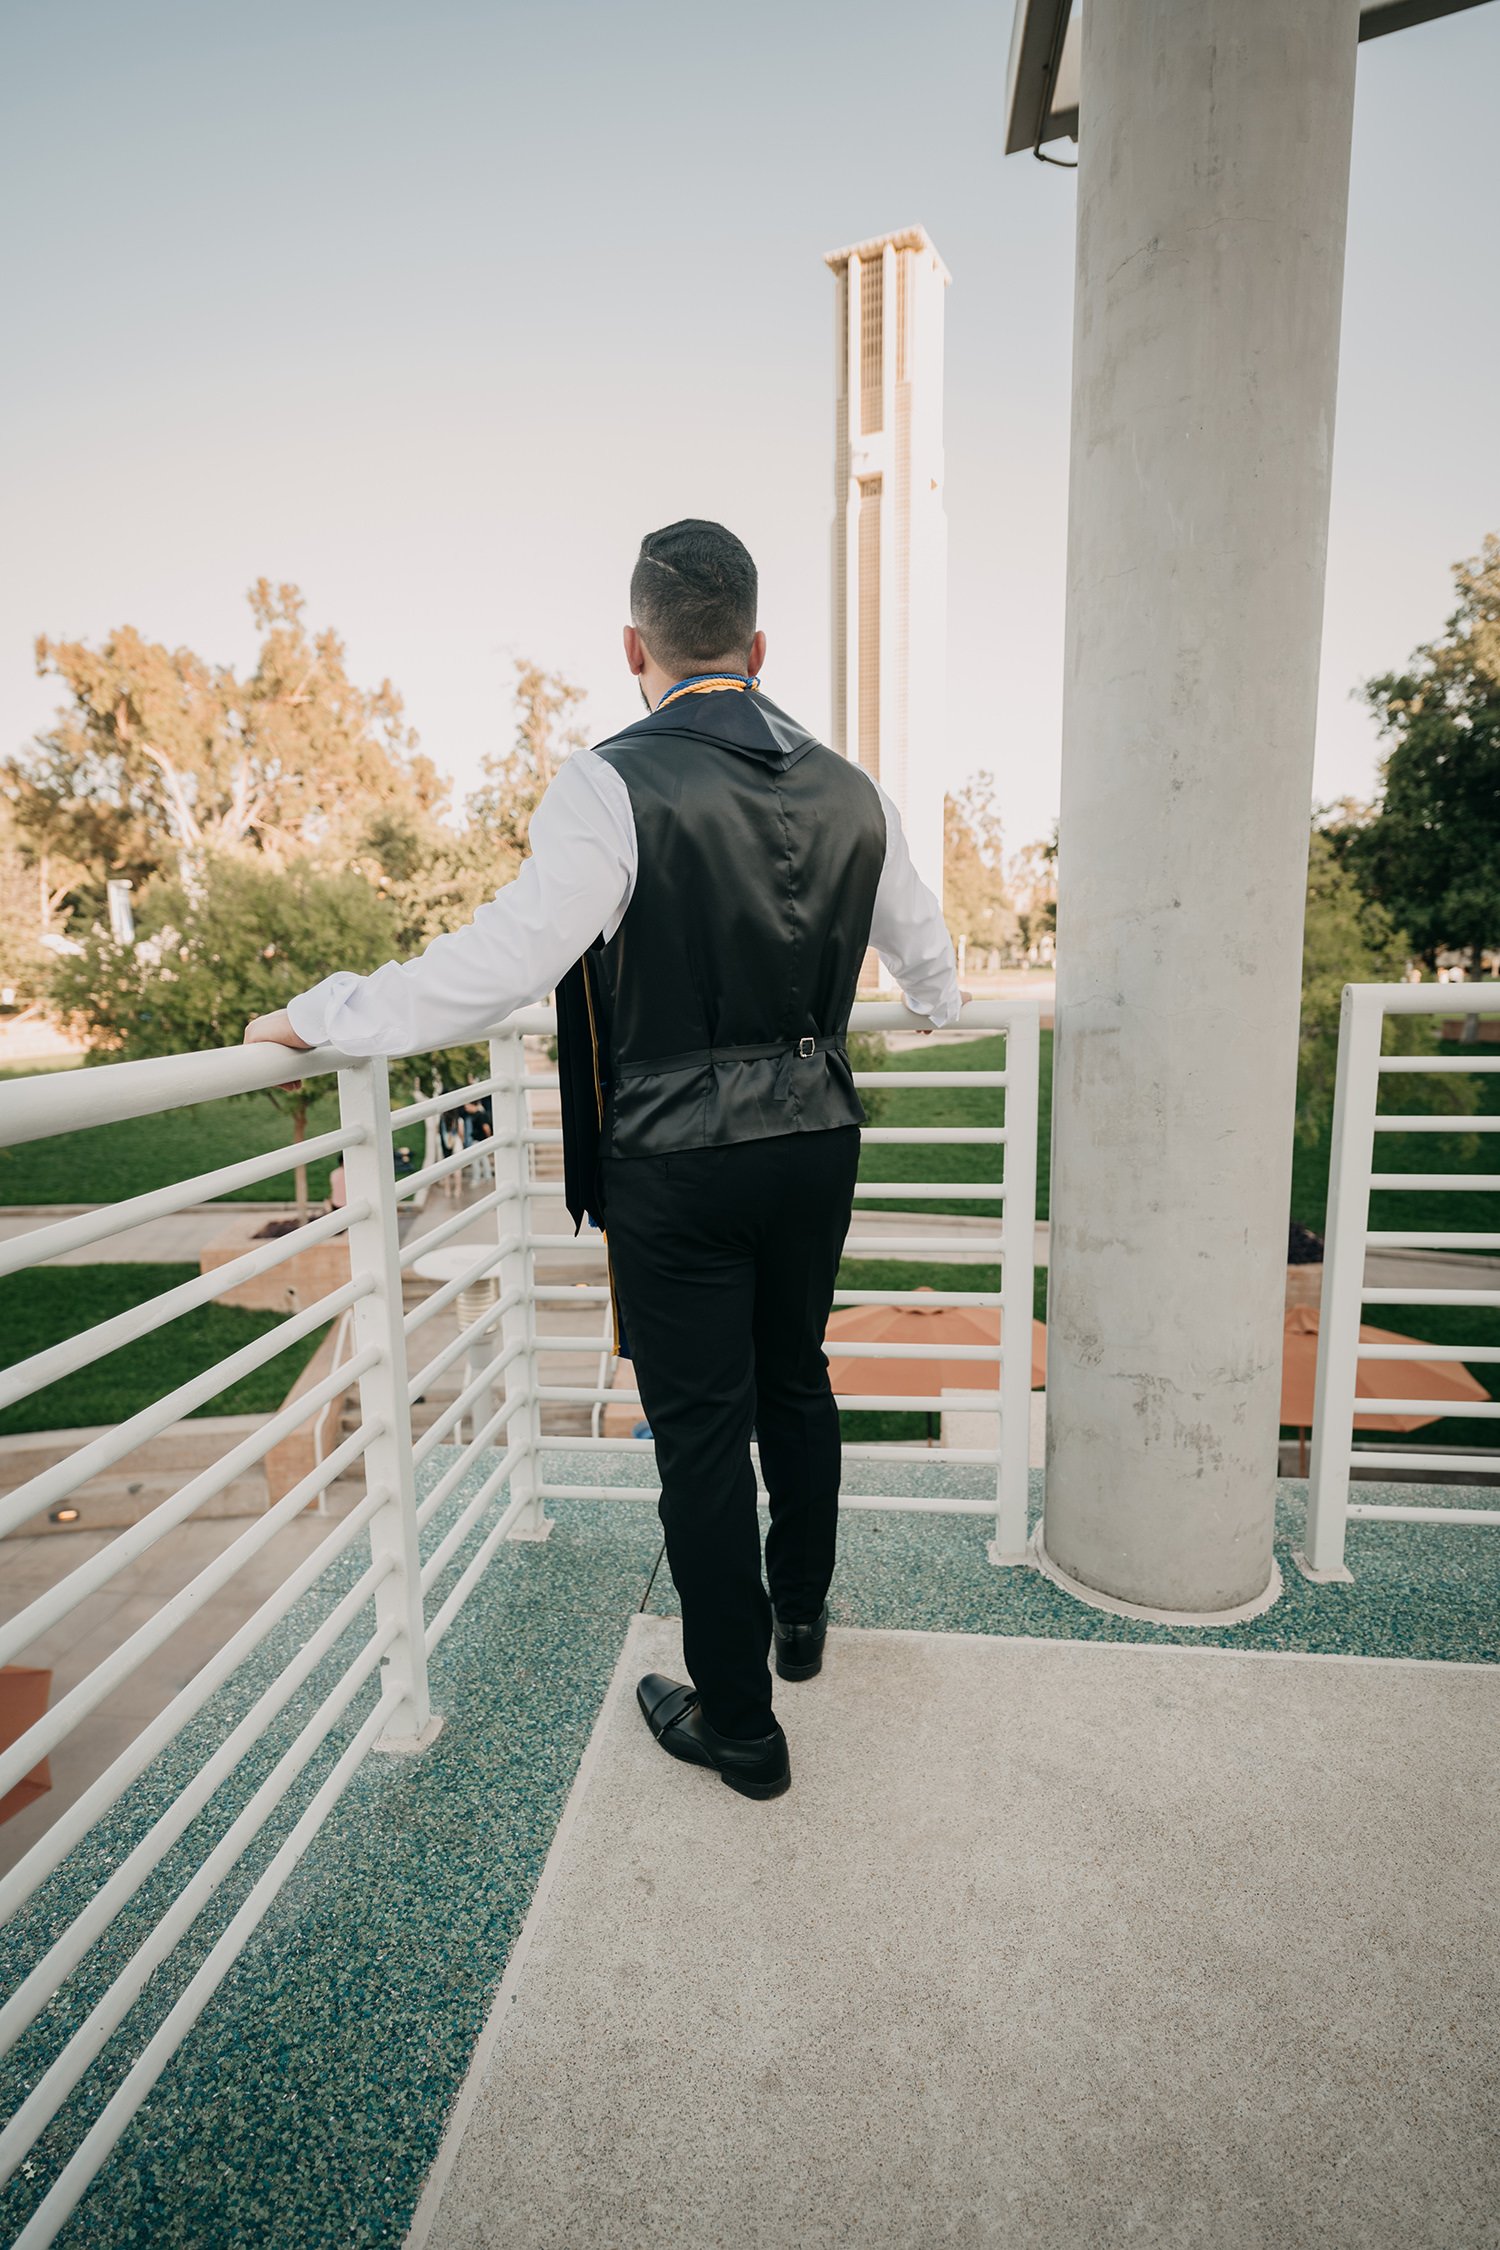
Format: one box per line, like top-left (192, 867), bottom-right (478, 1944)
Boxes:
top-left (1296, 828), bottom-right (1475, 1144)
top-left (12, 582), bottom-right (446, 910)
top-left (464, 661), bottom-right (588, 877)
top-left (943, 774), bottom-right (1016, 962)
top-left (50, 857), bottom-right (401, 1211)
top-left (1008, 827), bottom-right (1058, 964)
top-left (1345, 534), bottom-right (1500, 973)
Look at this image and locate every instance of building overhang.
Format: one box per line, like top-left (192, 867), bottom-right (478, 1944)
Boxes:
top-left (1003, 0), bottom-right (1494, 156)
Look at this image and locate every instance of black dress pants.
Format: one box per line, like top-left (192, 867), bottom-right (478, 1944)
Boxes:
top-left (600, 1126), bottom-right (860, 1740)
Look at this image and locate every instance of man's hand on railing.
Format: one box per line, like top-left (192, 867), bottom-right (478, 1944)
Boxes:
top-left (244, 1008), bottom-right (314, 1088)
top-left (914, 989), bottom-right (972, 1037)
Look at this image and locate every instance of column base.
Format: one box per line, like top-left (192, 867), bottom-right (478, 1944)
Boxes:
top-left (1030, 1524), bottom-right (1284, 1627)
top-left (374, 1711), bottom-right (447, 1758)
top-left (1290, 1545), bottom-right (1354, 1586)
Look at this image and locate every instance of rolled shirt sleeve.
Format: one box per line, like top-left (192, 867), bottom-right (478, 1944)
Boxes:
top-left (285, 752), bottom-right (637, 1055)
top-left (867, 782), bottom-right (963, 1027)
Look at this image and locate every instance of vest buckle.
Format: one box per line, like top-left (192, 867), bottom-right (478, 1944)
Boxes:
top-left (797, 1037), bottom-right (816, 1059)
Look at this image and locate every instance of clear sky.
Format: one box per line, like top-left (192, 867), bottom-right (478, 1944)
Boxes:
top-left (2, 0), bottom-right (1497, 857)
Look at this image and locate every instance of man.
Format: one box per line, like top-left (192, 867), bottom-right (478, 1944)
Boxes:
top-left (247, 519), bottom-right (960, 1801)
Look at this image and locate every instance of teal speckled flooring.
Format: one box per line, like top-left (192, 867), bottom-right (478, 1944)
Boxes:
top-left (2, 1455), bottom-right (1496, 2248)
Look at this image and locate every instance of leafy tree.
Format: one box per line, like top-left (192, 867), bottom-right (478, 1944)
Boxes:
top-left (1296, 828), bottom-right (1475, 1144)
top-left (1346, 535), bottom-right (1500, 973)
top-left (943, 774), bottom-right (1016, 961)
top-left (50, 856), bottom-right (401, 1211)
top-left (1008, 827), bottom-right (1058, 963)
top-left (12, 582), bottom-right (446, 907)
top-left (464, 661), bottom-right (588, 876)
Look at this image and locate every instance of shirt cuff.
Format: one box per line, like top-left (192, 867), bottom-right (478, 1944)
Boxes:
top-left (286, 973), bottom-right (361, 1050)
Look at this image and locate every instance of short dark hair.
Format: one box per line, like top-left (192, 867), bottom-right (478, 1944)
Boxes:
top-left (630, 519), bottom-right (758, 677)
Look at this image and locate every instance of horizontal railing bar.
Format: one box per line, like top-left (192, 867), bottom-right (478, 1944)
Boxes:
top-left (0, 1348), bottom-right (381, 1669)
top-left (0, 1618), bottom-right (398, 2203)
top-left (0, 1549), bottom-right (397, 2060)
top-left (0, 1122), bottom-right (366, 1282)
top-left (1347, 1500), bottom-right (1500, 1524)
top-left (407, 1291), bottom-right (521, 1402)
top-left (418, 1445), bottom-right (524, 1591)
top-left (0, 1479), bottom-right (390, 1934)
top-left (0, 1038), bottom-right (366, 1152)
top-left (1361, 1286), bottom-right (1500, 1308)
top-left (0, 1274), bottom-right (373, 1540)
top-left (537, 1382), bottom-right (1002, 1412)
top-left (415, 1392), bottom-right (530, 1528)
top-left (1369, 1174), bottom-right (1500, 1191)
top-left (832, 1289), bottom-right (1004, 1307)
top-left (396, 1140), bottom-right (515, 1201)
top-left (412, 1345), bottom-right (525, 1467)
top-left (1368, 988), bottom-right (1500, 1016)
top-left (851, 1183), bottom-right (1005, 1200)
top-left (0, 1419), bottom-right (384, 1802)
top-left (1364, 1232), bottom-right (1500, 1251)
top-left (0, 1198), bottom-right (368, 1414)
top-left (843, 1235), bottom-right (1005, 1255)
top-left (424, 1477), bottom-right (542, 1651)
top-left (532, 1284), bottom-right (610, 1302)
top-left (531, 1331), bottom-right (620, 1354)
top-left (1377, 1055), bottom-right (1500, 1071)
top-left (860, 1127), bottom-right (1005, 1144)
top-left (535, 1480), bottom-right (1003, 1515)
top-left (850, 1072), bottom-right (1007, 1088)
top-left (824, 1340), bottom-right (1001, 1360)
top-left (521, 1129), bottom-right (563, 1146)
top-left (1372, 1115), bottom-right (1500, 1132)
top-left (5, 1680), bottom-right (394, 2244)
top-left (1356, 1340), bottom-right (1500, 1362)
top-left (397, 1194), bottom-right (510, 1268)
top-left (388, 1075), bottom-right (507, 1130)
top-left (1346, 1448), bottom-right (1500, 1474)
top-left (404, 1244), bottom-right (512, 1337)
top-left (531, 1434), bottom-right (1005, 1464)
top-left (1355, 1398), bottom-right (1500, 1417)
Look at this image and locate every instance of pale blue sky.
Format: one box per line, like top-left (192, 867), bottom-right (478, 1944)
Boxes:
top-left (2, 0), bottom-right (1496, 854)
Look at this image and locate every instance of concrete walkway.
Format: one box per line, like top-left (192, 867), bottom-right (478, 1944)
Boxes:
top-left (416, 1614), bottom-right (1499, 2250)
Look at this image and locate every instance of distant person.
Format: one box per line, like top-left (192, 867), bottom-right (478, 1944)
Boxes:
top-left (245, 519), bottom-right (960, 1799)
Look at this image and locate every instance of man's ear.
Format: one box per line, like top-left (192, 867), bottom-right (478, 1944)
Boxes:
top-left (748, 629), bottom-right (767, 677)
top-left (623, 625), bottom-right (649, 677)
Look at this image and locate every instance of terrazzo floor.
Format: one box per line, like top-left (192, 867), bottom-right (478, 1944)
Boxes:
top-left (1, 1452), bottom-right (1496, 2248)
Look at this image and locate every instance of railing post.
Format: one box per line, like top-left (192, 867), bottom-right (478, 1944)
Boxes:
top-left (338, 1056), bottom-right (442, 1750)
top-left (990, 1003), bottom-right (1040, 1566)
top-left (490, 1026), bottom-right (550, 1540)
top-left (1301, 984), bottom-right (1383, 1582)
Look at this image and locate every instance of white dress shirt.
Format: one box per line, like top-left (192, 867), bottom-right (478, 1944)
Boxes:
top-left (285, 749), bottom-right (961, 1056)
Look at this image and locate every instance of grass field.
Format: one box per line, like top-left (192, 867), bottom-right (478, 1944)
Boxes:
top-left (0, 1264), bottom-right (328, 1436)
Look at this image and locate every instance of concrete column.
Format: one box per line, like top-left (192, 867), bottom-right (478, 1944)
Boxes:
top-left (1043, 0), bottom-right (1361, 1612)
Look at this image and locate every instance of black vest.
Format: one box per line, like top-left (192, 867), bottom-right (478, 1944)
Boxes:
top-left (556, 687), bottom-right (886, 1229)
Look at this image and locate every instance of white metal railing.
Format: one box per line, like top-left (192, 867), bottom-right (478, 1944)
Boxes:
top-left (1304, 982), bottom-right (1500, 1578)
top-left (0, 997), bottom-right (1037, 2238)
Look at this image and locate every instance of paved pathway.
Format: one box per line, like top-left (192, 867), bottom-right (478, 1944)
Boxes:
top-left (417, 1611), bottom-right (1500, 2250)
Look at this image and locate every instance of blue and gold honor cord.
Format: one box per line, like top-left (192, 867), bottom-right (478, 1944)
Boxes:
top-left (654, 671), bottom-right (761, 712)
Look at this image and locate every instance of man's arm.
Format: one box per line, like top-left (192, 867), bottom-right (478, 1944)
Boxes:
top-left (867, 783), bottom-right (963, 1027)
top-left (245, 753), bottom-right (636, 1056)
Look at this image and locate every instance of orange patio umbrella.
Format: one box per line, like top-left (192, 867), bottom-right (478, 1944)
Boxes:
top-left (1280, 1301), bottom-right (1489, 1473)
top-left (824, 1292), bottom-right (1045, 1439)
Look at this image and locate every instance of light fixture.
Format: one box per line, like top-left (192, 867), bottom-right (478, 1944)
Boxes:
top-left (49, 1505), bottom-right (81, 1525)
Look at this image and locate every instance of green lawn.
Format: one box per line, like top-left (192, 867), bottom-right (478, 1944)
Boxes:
top-left (0, 1087), bottom-right (426, 1208)
top-left (0, 1264), bottom-right (328, 1436)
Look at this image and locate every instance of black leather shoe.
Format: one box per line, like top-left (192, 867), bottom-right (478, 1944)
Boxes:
top-left (636, 1673), bottom-right (790, 1800)
top-left (772, 1604), bottom-right (828, 1682)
